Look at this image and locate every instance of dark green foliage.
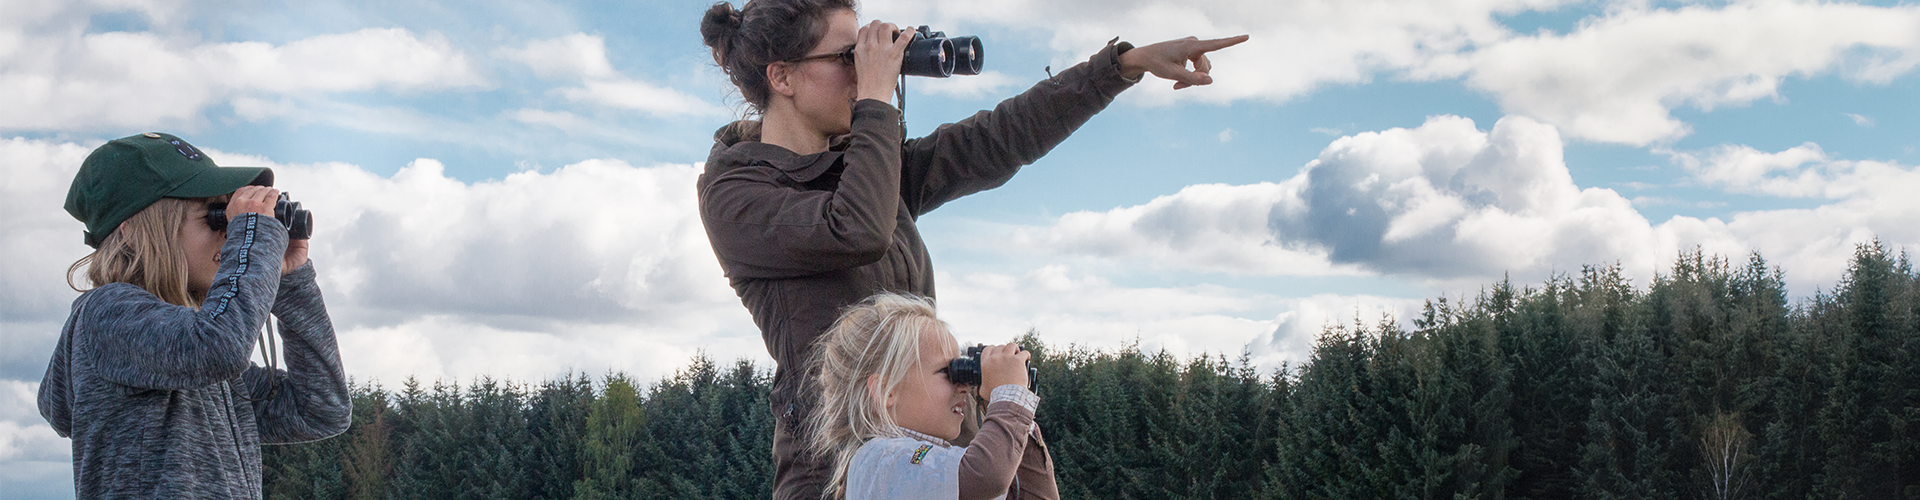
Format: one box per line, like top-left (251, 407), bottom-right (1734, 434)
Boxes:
top-left (526, 373), bottom-right (594, 500)
top-left (263, 244), bottom-right (1920, 499)
top-left (638, 355), bottom-right (774, 499)
top-left (575, 373), bottom-right (655, 499)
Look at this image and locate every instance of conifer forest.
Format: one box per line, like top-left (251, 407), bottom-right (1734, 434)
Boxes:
top-left (264, 243), bottom-right (1920, 499)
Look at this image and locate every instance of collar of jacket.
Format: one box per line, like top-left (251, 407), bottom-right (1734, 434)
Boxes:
top-left (709, 120), bottom-right (854, 183)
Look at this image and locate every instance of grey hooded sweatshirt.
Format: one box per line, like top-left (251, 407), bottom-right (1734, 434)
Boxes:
top-left (38, 213), bottom-right (352, 499)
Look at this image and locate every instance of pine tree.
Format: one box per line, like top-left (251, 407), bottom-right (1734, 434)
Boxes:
top-left (527, 373), bottom-right (595, 500)
top-left (1815, 241), bottom-right (1917, 498)
top-left (574, 373), bottom-right (654, 499)
top-left (339, 382), bottom-right (394, 500)
top-left (390, 378), bottom-right (465, 500)
top-left (459, 377), bottom-right (531, 499)
top-left (1495, 277), bottom-right (1588, 500)
top-left (1273, 322), bottom-right (1382, 499)
top-left (1574, 264), bottom-right (1679, 499)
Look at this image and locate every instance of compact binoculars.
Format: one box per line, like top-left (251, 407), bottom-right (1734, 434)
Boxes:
top-left (947, 344), bottom-right (1037, 392)
top-left (207, 192), bottom-right (312, 240)
top-left (900, 26), bottom-right (983, 78)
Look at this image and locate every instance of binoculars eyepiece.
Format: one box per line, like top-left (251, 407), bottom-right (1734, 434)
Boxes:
top-left (946, 344), bottom-right (1037, 392)
top-left (899, 26), bottom-right (983, 78)
top-left (207, 192), bottom-right (312, 240)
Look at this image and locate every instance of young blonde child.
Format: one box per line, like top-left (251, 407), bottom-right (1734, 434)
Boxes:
top-left (38, 132), bottom-right (351, 499)
top-left (809, 292), bottom-right (1057, 500)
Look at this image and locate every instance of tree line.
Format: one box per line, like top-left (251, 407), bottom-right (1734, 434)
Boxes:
top-left (266, 243), bottom-right (1920, 499)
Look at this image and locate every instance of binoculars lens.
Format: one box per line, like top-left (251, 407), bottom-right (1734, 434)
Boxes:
top-left (950, 36), bottom-right (982, 76)
top-left (900, 26), bottom-right (983, 78)
top-left (902, 34), bottom-right (954, 78)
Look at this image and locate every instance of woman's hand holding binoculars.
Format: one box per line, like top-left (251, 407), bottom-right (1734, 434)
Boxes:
top-left (855, 20), bottom-right (914, 103)
top-left (975, 342), bottom-right (1032, 399)
top-left (1120, 34), bottom-right (1252, 89)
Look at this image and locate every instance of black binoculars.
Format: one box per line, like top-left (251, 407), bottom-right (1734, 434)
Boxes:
top-left (207, 192), bottom-right (312, 240)
top-left (900, 26), bottom-right (983, 78)
top-left (947, 344), bottom-right (1037, 392)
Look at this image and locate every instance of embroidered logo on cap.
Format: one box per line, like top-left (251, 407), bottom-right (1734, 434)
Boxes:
top-left (910, 444), bottom-right (932, 465)
top-left (167, 138), bottom-right (204, 160)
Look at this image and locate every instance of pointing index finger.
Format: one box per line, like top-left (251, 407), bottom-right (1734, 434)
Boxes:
top-left (1193, 34), bottom-right (1251, 54)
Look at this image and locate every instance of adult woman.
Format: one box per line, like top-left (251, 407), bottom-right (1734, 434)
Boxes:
top-left (696, 2), bottom-right (1244, 497)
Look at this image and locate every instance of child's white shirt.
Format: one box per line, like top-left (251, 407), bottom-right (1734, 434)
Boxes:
top-left (845, 385), bottom-right (1040, 500)
top-left (846, 429), bottom-right (975, 500)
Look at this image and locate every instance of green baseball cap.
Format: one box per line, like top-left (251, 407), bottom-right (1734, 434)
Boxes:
top-left (64, 132), bottom-right (274, 248)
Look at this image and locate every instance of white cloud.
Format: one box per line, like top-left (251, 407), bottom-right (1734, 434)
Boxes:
top-left (1016, 115), bottom-right (1754, 287)
top-left (256, 157), bottom-right (744, 331)
top-left (1629, 196), bottom-right (1725, 210)
top-left (1670, 142), bottom-right (1832, 197)
top-left (495, 33), bottom-right (722, 118)
top-left (334, 314), bottom-right (771, 386)
top-left (0, 137), bottom-right (98, 325)
top-left (1465, 1), bottom-right (1920, 145)
top-left (559, 79), bottom-right (724, 117)
top-left (0, 380), bottom-right (66, 463)
top-left (1010, 114), bottom-right (1920, 298)
top-left (1670, 142), bottom-right (1920, 203)
top-left (935, 265), bottom-right (1424, 372)
top-left (1845, 112), bottom-right (1875, 127)
top-left (0, 2), bottom-right (486, 131)
top-left (497, 33), bottom-right (617, 80)
top-left (1015, 181), bottom-right (1354, 276)
top-left (511, 108), bottom-right (593, 131)
top-left (1661, 142), bottom-right (1920, 288)
top-left (216, 28), bottom-right (486, 94)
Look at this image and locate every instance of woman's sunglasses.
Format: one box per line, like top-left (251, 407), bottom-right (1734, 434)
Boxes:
top-left (789, 49), bottom-right (855, 66)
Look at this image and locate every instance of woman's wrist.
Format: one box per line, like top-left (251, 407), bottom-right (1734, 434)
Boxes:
top-left (857, 83), bottom-right (897, 103)
top-left (1115, 41), bottom-right (1147, 81)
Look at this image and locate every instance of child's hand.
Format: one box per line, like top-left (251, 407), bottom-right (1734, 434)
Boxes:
top-left (226, 185), bottom-right (280, 220)
top-left (283, 237), bottom-right (309, 275)
top-left (976, 342), bottom-right (1031, 399)
top-left (227, 185), bottom-right (307, 274)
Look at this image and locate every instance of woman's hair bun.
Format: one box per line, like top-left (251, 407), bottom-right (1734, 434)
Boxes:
top-left (701, 2), bottom-right (743, 57)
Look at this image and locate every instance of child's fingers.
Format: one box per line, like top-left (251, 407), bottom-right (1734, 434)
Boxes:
top-left (226, 186), bottom-right (280, 219)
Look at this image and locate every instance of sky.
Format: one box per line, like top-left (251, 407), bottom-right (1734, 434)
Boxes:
top-left (3, 0), bottom-right (1919, 496)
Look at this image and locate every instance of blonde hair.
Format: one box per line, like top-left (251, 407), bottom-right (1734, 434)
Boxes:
top-left (66, 197), bottom-right (204, 307)
top-left (808, 292), bottom-right (959, 499)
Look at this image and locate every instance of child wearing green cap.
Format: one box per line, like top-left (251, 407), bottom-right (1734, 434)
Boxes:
top-left (38, 132), bottom-right (351, 499)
